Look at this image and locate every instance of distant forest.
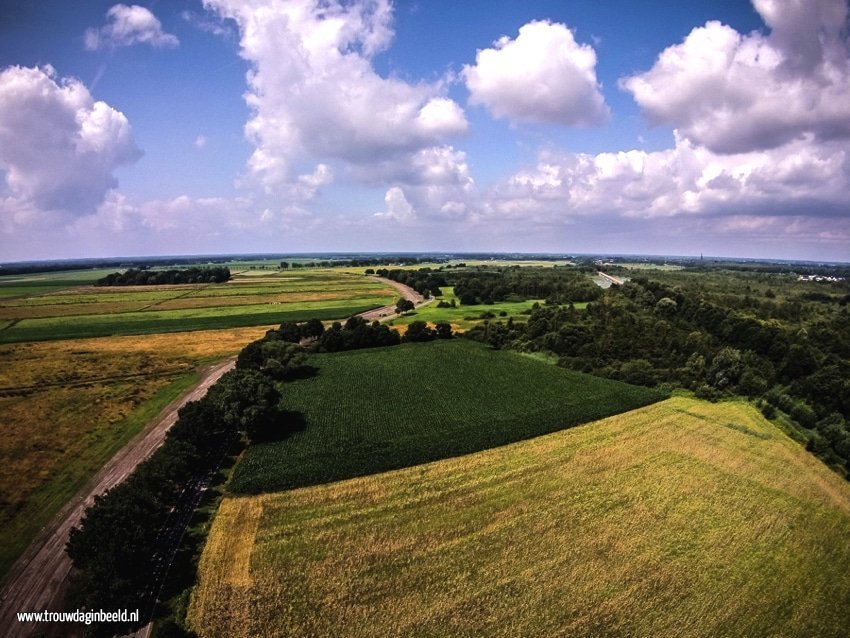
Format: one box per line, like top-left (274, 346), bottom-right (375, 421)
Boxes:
top-left (459, 267), bottom-right (850, 476)
top-left (96, 266), bottom-right (231, 286)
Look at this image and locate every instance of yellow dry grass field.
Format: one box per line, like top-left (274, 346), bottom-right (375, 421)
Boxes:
top-left (0, 326), bottom-right (268, 576)
top-left (188, 397), bottom-right (850, 638)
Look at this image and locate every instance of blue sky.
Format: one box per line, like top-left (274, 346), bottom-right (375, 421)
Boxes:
top-left (0, 0), bottom-right (848, 261)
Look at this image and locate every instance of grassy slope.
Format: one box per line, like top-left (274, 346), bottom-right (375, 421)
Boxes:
top-left (0, 370), bottom-right (200, 577)
top-left (229, 340), bottom-right (662, 493)
top-left (189, 397), bottom-right (850, 638)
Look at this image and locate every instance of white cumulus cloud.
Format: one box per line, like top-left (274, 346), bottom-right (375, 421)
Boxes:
top-left (621, 0), bottom-right (850, 153)
top-left (203, 0), bottom-right (468, 196)
top-left (85, 4), bottom-right (179, 50)
top-left (463, 20), bottom-right (609, 126)
top-left (374, 186), bottom-right (415, 222)
top-left (484, 134), bottom-right (850, 228)
top-left (0, 65), bottom-right (142, 217)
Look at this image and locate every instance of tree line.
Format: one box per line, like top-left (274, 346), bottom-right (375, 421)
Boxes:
top-left (375, 265), bottom-right (603, 306)
top-left (65, 356), bottom-right (307, 634)
top-left (466, 272), bottom-right (850, 475)
top-left (281, 256), bottom-right (439, 269)
top-left (96, 266), bottom-right (231, 286)
top-left (275, 312), bottom-right (452, 352)
top-left (451, 268), bottom-right (602, 305)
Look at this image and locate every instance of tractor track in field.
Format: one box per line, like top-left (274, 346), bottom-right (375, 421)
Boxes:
top-left (0, 369), bottom-right (189, 396)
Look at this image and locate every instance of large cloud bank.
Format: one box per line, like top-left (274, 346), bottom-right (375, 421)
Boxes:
top-left (204, 0), bottom-right (469, 206)
top-left (0, 65), bottom-right (141, 221)
top-left (481, 0), bottom-right (850, 250)
top-left (621, 0), bottom-right (850, 154)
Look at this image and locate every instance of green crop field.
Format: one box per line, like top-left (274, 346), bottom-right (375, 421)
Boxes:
top-left (0, 301), bottom-right (384, 343)
top-left (228, 339), bottom-right (662, 493)
top-left (0, 269), bottom-right (395, 343)
top-left (189, 397), bottom-right (850, 638)
top-left (0, 269), bottom-right (118, 299)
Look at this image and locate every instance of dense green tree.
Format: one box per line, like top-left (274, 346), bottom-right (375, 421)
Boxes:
top-left (403, 321), bottom-right (436, 342)
top-left (435, 322), bottom-right (453, 339)
top-left (208, 370), bottom-right (282, 443)
top-left (395, 298), bottom-right (415, 313)
top-left (278, 321), bottom-right (302, 343)
top-left (301, 318), bottom-right (325, 339)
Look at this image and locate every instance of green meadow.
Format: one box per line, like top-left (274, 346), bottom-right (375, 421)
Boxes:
top-left (389, 286), bottom-right (586, 331)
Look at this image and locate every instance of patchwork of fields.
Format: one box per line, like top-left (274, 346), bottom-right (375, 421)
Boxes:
top-left (229, 339), bottom-right (662, 493)
top-left (0, 269), bottom-right (395, 343)
top-left (189, 397), bottom-right (850, 638)
top-left (0, 266), bottom-right (398, 577)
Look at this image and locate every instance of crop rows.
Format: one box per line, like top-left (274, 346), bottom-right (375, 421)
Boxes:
top-left (228, 339), bottom-right (663, 493)
top-left (191, 398), bottom-right (850, 638)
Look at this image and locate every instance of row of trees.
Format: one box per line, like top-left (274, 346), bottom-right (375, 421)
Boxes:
top-left (281, 257), bottom-right (435, 269)
top-left (66, 366), bottom-right (295, 635)
top-left (451, 268), bottom-right (603, 305)
top-left (465, 272), bottom-right (850, 475)
top-left (373, 264), bottom-right (605, 305)
top-left (274, 316), bottom-right (401, 351)
top-left (405, 320), bottom-right (453, 341)
top-left (96, 267), bottom-right (231, 286)
top-left (274, 314), bottom-right (454, 352)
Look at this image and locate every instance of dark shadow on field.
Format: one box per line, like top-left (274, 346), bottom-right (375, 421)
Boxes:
top-left (262, 409), bottom-right (308, 444)
top-left (279, 364), bottom-right (319, 381)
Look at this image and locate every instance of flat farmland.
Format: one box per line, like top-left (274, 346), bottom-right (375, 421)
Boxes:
top-left (229, 339), bottom-right (662, 493)
top-left (0, 268), bottom-right (119, 299)
top-left (388, 286), bottom-right (575, 333)
top-left (0, 327), bottom-right (270, 577)
top-left (189, 398), bottom-right (850, 638)
top-left (0, 270), bottom-right (395, 343)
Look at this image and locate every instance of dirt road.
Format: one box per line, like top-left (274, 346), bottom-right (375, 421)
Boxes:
top-left (597, 271), bottom-right (625, 286)
top-left (358, 277), bottom-right (427, 322)
top-left (0, 357), bottom-right (236, 638)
